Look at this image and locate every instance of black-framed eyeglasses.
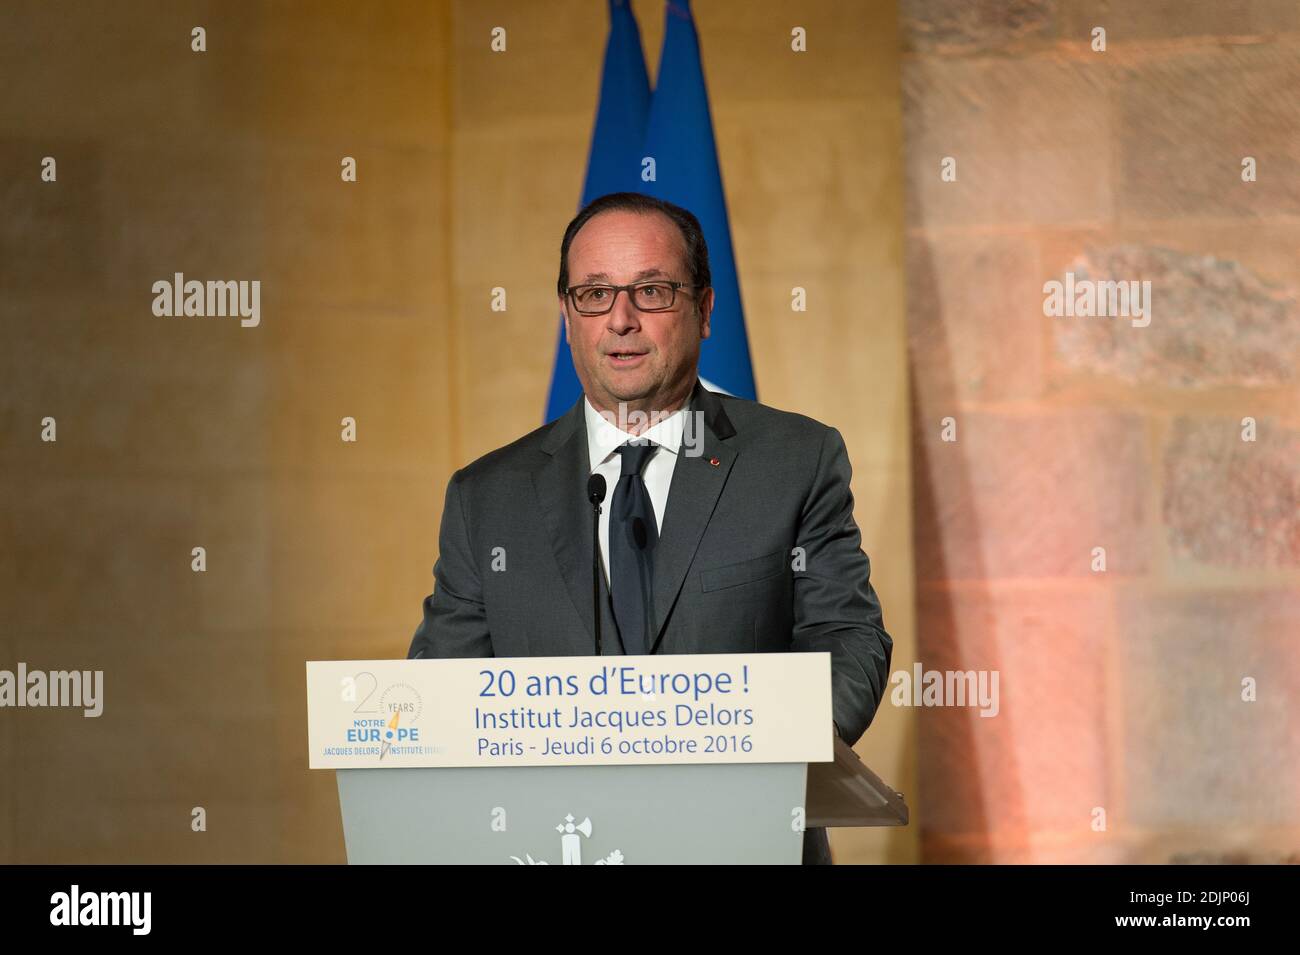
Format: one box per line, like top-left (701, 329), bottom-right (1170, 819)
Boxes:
top-left (563, 281), bottom-right (702, 316)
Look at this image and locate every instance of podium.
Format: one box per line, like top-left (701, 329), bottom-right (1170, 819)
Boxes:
top-left (308, 654), bottom-right (908, 865)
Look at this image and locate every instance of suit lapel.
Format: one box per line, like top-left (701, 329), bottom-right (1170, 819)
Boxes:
top-left (533, 399), bottom-right (607, 655)
top-left (647, 381), bottom-right (737, 653)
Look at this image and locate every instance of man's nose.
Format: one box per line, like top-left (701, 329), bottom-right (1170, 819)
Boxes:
top-left (606, 290), bottom-right (642, 332)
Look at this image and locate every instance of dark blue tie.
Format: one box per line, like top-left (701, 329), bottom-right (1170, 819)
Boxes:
top-left (610, 441), bottom-right (659, 654)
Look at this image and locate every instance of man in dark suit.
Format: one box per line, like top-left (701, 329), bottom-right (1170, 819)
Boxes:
top-left (407, 192), bottom-right (892, 864)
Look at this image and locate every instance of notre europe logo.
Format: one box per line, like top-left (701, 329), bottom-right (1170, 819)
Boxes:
top-left (331, 676), bottom-right (425, 761)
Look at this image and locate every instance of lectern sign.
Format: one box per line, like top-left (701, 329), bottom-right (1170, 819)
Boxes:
top-left (306, 652), bottom-right (832, 769)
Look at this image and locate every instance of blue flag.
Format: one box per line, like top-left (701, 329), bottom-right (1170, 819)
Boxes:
top-left (639, 0), bottom-right (755, 400)
top-left (544, 0), bottom-right (651, 423)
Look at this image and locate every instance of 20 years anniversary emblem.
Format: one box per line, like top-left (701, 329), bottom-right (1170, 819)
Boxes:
top-left (325, 672), bottom-right (436, 761)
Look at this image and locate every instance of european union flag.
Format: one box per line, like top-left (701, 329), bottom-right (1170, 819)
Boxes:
top-left (544, 0), bottom-right (651, 423)
top-left (546, 0), bottom-right (756, 420)
top-left (639, 0), bottom-right (755, 400)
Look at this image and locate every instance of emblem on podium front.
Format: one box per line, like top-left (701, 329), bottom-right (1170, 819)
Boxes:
top-left (509, 814), bottom-right (626, 865)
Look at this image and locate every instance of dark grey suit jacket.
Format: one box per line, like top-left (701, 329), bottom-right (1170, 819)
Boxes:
top-left (407, 378), bottom-right (893, 864)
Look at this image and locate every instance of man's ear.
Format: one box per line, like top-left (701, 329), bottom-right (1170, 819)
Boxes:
top-left (560, 297), bottom-right (571, 340)
top-left (698, 287), bottom-right (714, 340)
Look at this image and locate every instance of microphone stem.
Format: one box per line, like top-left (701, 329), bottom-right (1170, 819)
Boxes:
top-left (592, 501), bottom-right (602, 656)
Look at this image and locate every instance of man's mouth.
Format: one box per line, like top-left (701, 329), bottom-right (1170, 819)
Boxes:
top-left (607, 351), bottom-right (647, 364)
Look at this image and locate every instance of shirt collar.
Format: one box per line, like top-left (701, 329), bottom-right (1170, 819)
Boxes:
top-left (583, 396), bottom-right (688, 472)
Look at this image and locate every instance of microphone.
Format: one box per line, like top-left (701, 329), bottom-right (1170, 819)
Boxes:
top-left (587, 474), bottom-right (607, 656)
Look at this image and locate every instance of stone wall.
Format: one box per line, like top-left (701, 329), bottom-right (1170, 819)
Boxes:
top-left (901, 0), bottom-right (1300, 862)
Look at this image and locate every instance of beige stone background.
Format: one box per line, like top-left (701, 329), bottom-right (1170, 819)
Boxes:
top-left (0, 0), bottom-right (1295, 866)
top-left (0, 0), bottom-right (914, 864)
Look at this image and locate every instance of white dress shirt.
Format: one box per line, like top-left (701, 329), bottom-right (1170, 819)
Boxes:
top-left (583, 396), bottom-right (687, 590)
